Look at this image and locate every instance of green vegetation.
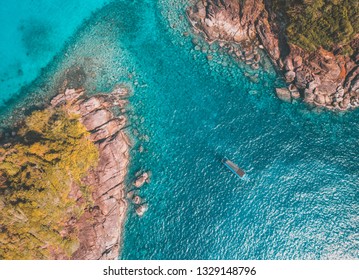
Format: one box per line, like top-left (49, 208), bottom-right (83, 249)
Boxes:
top-left (272, 0), bottom-right (359, 53)
top-left (0, 108), bottom-right (98, 259)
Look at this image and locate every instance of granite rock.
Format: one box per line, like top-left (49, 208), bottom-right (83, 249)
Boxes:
top-left (187, 0), bottom-right (359, 111)
top-left (51, 86), bottom-right (130, 260)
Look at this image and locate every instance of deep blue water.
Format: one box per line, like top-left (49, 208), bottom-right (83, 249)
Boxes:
top-left (1, 0), bottom-right (358, 259)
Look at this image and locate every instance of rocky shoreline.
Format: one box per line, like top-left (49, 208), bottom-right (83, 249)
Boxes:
top-left (187, 0), bottom-right (359, 110)
top-left (0, 83), bottom-right (153, 259)
top-left (50, 87), bottom-right (131, 259)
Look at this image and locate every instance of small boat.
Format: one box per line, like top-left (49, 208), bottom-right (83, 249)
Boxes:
top-left (222, 158), bottom-right (246, 179)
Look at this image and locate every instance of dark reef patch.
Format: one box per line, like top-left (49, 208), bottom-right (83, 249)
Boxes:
top-left (62, 66), bottom-right (87, 90)
top-left (18, 18), bottom-right (54, 58)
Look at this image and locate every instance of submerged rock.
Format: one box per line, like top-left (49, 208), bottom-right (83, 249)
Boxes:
top-left (136, 204), bottom-right (148, 217)
top-left (132, 195), bottom-right (142, 205)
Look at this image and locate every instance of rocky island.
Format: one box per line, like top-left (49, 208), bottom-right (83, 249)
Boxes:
top-left (0, 86), bottom-right (131, 259)
top-left (187, 0), bottom-right (359, 110)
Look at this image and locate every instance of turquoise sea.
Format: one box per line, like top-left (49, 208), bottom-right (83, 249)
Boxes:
top-left (1, 0), bottom-right (358, 259)
top-left (0, 0), bottom-right (110, 106)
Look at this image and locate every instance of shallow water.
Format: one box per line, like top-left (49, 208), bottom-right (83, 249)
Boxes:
top-left (0, 0), bottom-right (110, 106)
top-left (1, 0), bottom-right (358, 259)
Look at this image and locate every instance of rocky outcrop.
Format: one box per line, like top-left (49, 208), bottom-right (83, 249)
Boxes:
top-left (187, 0), bottom-right (265, 43)
top-left (275, 88), bottom-right (291, 103)
top-left (187, 0), bottom-right (359, 110)
top-left (187, 0), bottom-right (246, 43)
top-left (133, 172), bottom-right (150, 188)
top-left (51, 87), bottom-right (130, 260)
top-left (135, 204), bottom-right (148, 217)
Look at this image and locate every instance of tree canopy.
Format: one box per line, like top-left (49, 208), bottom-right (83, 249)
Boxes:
top-left (272, 0), bottom-right (359, 54)
top-left (0, 108), bottom-right (98, 259)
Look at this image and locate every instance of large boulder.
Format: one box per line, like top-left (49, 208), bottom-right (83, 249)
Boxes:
top-left (315, 94), bottom-right (326, 105)
top-left (275, 88), bottom-right (292, 103)
top-left (285, 71), bottom-right (296, 83)
top-left (133, 172), bottom-right (150, 188)
top-left (136, 204), bottom-right (148, 217)
top-left (293, 56), bottom-right (303, 69)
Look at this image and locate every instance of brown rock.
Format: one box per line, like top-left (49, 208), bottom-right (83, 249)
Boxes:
top-left (245, 52), bottom-right (254, 61)
top-left (284, 57), bottom-right (294, 71)
top-left (82, 109), bottom-right (113, 131)
top-left (308, 81), bottom-right (318, 91)
top-left (321, 61), bottom-right (341, 80)
top-left (51, 88), bottom-right (84, 107)
top-left (293, 56), bottom-right (303, 68)
top-left (78, 96), bottom-right (105, 116)
top-left (324, 95), bottom-right (332, 105)
top-left (133, 172), bottom-right (150, 188)
top-left (295, 70), bottom-right (308, 89)
top-left (89, 118), bottom-right (126, 142)
top-left (253, 54), bottom-right (261, 63)
top-left (256, 17), bottom-right (281, 62)
top-left (343, 97), bottom-right (350, 108)
top-left (132, 195), bottom-right (142, 205)
top-left (285, 71), bottom-right (296, 83)
top-left (275, 88), bottom-right (292, 103)
top-left (136, 204), bottom-right (148, 217)
top-left (289, 84), bottom-right (300, 99)
top-left (288, 84), bottom-right (297, 92)
top-left (291, 91), bottom-right (301, 99)
top-left (251, 63), bottom-right (260, 70)
top-left (187, 0), bottom-right (246, 43)
top-left (351, 75), bottom-right (359, 93)
top-left (49, 88), bottom-right (131, 260)
top-left (304, 90), bottom-right (315, 102)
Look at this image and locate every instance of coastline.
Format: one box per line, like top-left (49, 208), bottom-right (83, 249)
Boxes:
top-left (50, 87), bottom-right (131, 259)
top-left (186, 0), bottom-right (359, 111)
top-left (0, 85), bottom-right (131, 259)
